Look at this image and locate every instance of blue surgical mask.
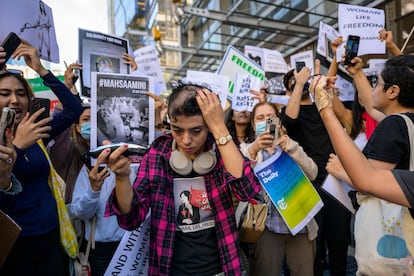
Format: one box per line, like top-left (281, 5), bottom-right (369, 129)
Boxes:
top-left (255, 120), bottom-right (266, 136)
top-left (80, 122), bottom-right (91, 140)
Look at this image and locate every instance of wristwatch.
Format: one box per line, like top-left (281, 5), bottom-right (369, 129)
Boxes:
top-left (216, 134), bottom-right (233, 145)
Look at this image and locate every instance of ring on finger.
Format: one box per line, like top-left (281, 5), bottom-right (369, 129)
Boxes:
top-left (5, 157), bottom-right (12, 164)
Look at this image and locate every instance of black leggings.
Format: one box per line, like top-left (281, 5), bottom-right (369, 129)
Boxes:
top-left (0, 227), bottom-right (65, 276)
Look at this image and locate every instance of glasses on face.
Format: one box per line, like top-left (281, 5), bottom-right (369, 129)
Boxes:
top-left (0, 68), bottom-right (24, 77)
top-left (368, 75), bottom-right (393, 89)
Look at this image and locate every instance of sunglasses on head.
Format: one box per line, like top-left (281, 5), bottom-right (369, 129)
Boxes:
top-left (0, 68), bottom-right (24, 77)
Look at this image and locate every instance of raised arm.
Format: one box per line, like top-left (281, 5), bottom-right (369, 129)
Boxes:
top-left (196, 89), bottom-right (244, 177)
top-left (345, 57), bottom-right (385, 123)
top-left (379, 29), bottom-right (402, 57)
top-left (311, 76), bottom-right (410, 207)
top-left (284, 66), bottom-right (311, 119)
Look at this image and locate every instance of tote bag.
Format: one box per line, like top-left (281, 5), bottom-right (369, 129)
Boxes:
top-left (354, 114), bottom-right (414, 275)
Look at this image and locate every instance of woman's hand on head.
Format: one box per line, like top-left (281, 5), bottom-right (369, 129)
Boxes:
top-left (195, 88), bottom-right (225, 133)
top-left (13, 109), bottom-right (52, 150)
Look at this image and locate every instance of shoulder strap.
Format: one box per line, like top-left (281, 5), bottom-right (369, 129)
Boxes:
top-left (82, 216), bottom-right (97, 266)
top-left (395, 114), bottom-right (414, 170)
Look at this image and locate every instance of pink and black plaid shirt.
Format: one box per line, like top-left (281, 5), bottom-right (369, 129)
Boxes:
top-left (105, 134), bottom-right (260, 275)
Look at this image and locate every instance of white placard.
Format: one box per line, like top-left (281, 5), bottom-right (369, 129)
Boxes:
top-left (231, 73), bottom-right (261, 112)
top-left (186, 70), bottom-right (229, 109)
top-left (134, 45), bottom-right (167, 95)
top-left (217, 45), bottom-right (265, 99)
top-left (338, 4), bottom-right (385, 56)
top-left (317, 22), bottom-right (341, 62)
top-left (289, 50), bottom-right (314, 74)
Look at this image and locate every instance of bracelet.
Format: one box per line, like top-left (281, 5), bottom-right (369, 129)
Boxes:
top-left (2, 182), bottom-right (12, 192)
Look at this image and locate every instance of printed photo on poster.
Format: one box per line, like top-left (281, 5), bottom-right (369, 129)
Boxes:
top-left (79, 29), bottom-right (130, 97)
top-left (91, 73), bottom-right (154, 166)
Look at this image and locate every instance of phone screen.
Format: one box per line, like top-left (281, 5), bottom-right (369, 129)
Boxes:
top-left (295, 61), bottom-right (306, 73)
top-left (345, 35), bottom-right (360, 66)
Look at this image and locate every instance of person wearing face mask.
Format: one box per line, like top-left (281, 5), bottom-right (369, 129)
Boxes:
top-left (48, 102), bottom-right (91, 203)
top-left (70, 139), bottom-right (139, 276)
top-left (239, 101), bottom-right (318, 276)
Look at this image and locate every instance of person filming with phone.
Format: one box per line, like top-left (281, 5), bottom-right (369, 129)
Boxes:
top-left (0, 37), bottom-right (83, 275)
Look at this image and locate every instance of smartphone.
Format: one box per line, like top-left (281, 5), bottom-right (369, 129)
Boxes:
top-left (72, 69), bottom-right (79, 85)
top-left (344, 35), bottom-right (360, 66)
top-left (29, 98), bottom-right (50, 122)
top-left (0, 107), bottom-right (16, 145)
top-left (88, 143), bottom-right (149, 158)
top-left (266, 115), bottom-right (280, 142)
top-left (63, 61), bottom-right (79, 85)
top-left (295, 61), bottom-right (306, 73)
top-left (325, 34), bottom-right (334, 60)
top-left (0, 32), bottom-right (21, 69)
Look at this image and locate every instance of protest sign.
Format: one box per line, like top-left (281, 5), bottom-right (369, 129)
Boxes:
top-left (104, 213), bottom-right (150, 276)
top-left (186, 70), bottom-right (229, 108)
top-left (322, 175), bottom-right (356, 214)
top-left (289, 50), bottom-right (314, 74)
top-left (0, 0), bottom-right (59, 63)
top-left (217, 45), bottom-right (264, 99)
top-left (79, 29), bottom-right (130, 97)
top-left (90, 72), bottom-right (154, 166)
top-left (244, 45), bottom-right (289, 95)
top-left (134, 45), bottom-right (167, 95)
top-left (231, 73), bottom-right (261, 112)
top-left (335, 75), bottom-right (355, 102)
top-left (254, 149), bottom-right (323, 235)
top-left (316, 21), bottom-right (341, 63)
top-left (338, 4), bottom-right (385, 56)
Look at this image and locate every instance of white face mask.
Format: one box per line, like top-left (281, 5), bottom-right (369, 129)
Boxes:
top-left (255, 120), bottom-right (266, 136)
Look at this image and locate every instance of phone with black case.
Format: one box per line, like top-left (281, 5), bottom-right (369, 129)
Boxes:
top-left (344, 35), bottom-right (360, 66)
top-left (0, 32), bottom-right (21, 69)
top-left (29, 98), bottom-right (50, 122)
top-left (295, 61), bottom-right (306, 73)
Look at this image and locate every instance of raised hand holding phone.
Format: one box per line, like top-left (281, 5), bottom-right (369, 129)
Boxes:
top-left (12, 108), bottom-right (52, 150)
top-left (29, 98), bottom-right (50, 123)
top-left (295, 61), bottom-right (306, 73)
top-left (88, 148), bottom-right (112, 192)
top-left (344, 35), bottom-right (360, 66)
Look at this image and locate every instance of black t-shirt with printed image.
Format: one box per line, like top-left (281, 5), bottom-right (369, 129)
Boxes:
top-left (170, 171), bottom-right (222, 275)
